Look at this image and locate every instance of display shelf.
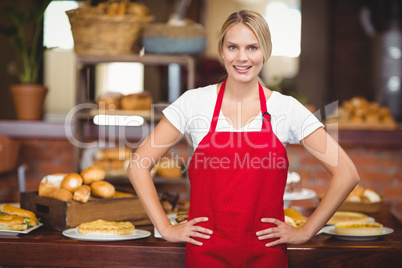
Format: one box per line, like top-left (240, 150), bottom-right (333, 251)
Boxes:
top-left (72, 52), bottom-right (196, 203)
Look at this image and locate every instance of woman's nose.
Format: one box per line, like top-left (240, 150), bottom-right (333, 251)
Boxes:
top-left (236, 49), bottom-right (248, 61)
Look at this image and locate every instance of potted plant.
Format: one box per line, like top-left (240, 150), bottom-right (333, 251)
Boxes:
top-left (0, 0), bottom-right (51, 120)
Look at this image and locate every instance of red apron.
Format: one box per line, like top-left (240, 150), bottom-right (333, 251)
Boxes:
top-left (186, 81), bottom-right (289, 267)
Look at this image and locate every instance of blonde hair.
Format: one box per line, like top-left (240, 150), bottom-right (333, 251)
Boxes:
top-left (218, 10), bottom-right (272, 64)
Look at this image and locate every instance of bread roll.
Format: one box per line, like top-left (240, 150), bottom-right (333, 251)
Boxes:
top-left (128, 2), bottom-right (150, 17)
top-left (73, 185), bottom-right (91, 203)
top-left (97, 92), bottom-right (122, 111)
top-left (91, 181), bottom-right (115, 198)
top-left (155, 158), bottom-right (182, 178)
top-left (120, 92), bottom-right (152, 110)
top-left (363, 188), bottom-right (381, 203)
top-left (48, 188), bottom-right (73, 202)
top-left (39, 182), bottom-right (58, 197)
top-left (81, 166), bottom-right (105, 184)
top-left (60, 173), bottom-right (83, 192)
top-left (40, 173), bottom-right (67, 188)
top-left (95, 147), bottom-right (132, 160)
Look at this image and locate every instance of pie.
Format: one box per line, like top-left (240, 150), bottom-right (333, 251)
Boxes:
top-left (326, 211), bottom-right (367, 225)
top-left (335, 222), bottom-right (383, 236)
top-left (77, 219), bottom-right (135, 235)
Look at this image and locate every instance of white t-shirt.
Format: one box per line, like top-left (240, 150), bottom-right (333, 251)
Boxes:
top-left (162, 84), bottom-right (324, 151)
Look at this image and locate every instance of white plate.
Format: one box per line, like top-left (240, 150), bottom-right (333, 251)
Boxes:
top-left (319, 225), bottom-right (394, 241)
top-left (0, 223), bottom-right (43, 236)
top-left (62, 228), bottom-right (151, 241)
top-left (283, 188), bottom-right (316, 201)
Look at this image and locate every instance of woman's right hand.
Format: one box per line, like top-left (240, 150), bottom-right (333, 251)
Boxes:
top-left (160, 217), bottom-right (213, 246)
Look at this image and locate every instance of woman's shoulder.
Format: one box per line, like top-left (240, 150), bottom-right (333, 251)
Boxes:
top-left (268, 91), bottom-right (298, 108)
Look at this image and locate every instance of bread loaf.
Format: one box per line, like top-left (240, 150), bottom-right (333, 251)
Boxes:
top-left (48, 188), bottom-right (73, 202)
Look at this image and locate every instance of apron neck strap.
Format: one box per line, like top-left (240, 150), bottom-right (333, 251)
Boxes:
top-left (210, 80), bottom-right (270, 132)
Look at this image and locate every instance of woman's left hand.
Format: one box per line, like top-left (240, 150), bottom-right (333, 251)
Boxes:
top-left (256, 218), bottom-right (312, 247)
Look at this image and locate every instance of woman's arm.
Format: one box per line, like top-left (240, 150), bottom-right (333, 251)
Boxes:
top-left (298, 127), bottom-right (360, 237)
top-left (257, 127), bottom-right (360, 245)
top-left (127, 116), bottom-right (212, 245)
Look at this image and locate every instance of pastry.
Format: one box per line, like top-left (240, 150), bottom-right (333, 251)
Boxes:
top-left (284, 207), bottom-right (306, 227)
top-left (77, 219), bottom-right (135, 235)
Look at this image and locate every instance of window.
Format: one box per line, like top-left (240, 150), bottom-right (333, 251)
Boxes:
top-left (265, 1), bottom-right (301, 58)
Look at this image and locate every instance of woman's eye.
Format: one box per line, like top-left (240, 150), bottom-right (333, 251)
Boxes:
top-left (249, 46), bottom-right (257, 51)
top-left (229, 45), bottom-right (236, 50)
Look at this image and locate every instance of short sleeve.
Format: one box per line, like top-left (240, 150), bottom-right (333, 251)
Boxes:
top-left (162, 90), bottom-right (194, 134)
top-left (287, 97), bottom-right (324, 144)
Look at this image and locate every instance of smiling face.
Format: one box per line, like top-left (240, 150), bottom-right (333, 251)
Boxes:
top-left (221, 23), bottom-right (264, 84)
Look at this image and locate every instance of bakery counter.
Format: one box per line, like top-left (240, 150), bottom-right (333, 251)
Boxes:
top-left (1, 203), bottom-right (401, 268)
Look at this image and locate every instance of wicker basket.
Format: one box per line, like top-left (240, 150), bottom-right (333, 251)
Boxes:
top-left (66, 7), bottom-right (152, 55)
top-left (143, 22), bottom-right (206, 54)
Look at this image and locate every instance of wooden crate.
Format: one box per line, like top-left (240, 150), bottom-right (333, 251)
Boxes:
top-left (20, 192), bottom-right (151, 231)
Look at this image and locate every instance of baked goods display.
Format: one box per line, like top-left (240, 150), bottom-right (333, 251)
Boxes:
top-left (285, 172), bottom-right (302, 194)
top-left (338, 185), bottom-right (383, 213)
top-left (120, 92), bottom-right (153, 111)
top-left (334, 222), bottom-right (383, 236)
top-left (345, 185), bottom-right (382, 203)
top-left (93, 147), bottom-right (131, 177)
top-left (284, 207), bottom-right (307, 227)
top-left (77, 219), bottom-right (135, 235)
top-left (37, 166), bottom-right (137, 203)
top-left (97, 92), bottom-right (153, 112)
top-left (97, 92), bottom-right (123, 111)
top-left (154, 158), bottom-right (183, 179)
top-left (325, 96), bottom-right (397, 130)
top-left (0, 204), bottom-right (39, 231)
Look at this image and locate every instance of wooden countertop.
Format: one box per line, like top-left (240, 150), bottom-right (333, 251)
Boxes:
top-left (1, 203), bottom-right (401, 268)
top-left (1, 119), bottom-right (401, 147)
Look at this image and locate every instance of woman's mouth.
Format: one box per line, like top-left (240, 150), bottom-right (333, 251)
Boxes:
top-left (234, 65), bottom-right (252, 72)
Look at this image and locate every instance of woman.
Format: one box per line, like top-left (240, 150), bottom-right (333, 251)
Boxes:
top-left (128, 10), bottom-right (359, 267)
